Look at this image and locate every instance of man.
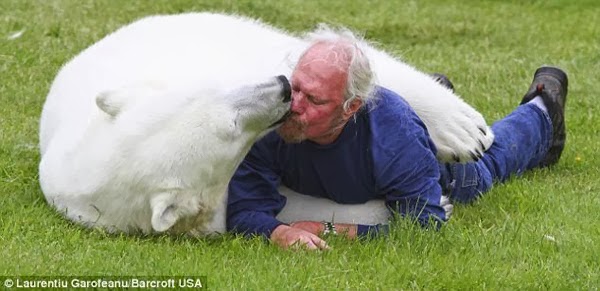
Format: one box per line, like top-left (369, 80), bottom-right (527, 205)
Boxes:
top-left (226, 27), bottom-right (568, 250)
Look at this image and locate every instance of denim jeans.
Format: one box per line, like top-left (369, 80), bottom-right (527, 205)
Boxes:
top-left (439, 102), bottom-right (553, 203)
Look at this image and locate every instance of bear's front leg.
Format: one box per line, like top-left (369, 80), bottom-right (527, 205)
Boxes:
top-left (368, 48), bottom-right (495, 163)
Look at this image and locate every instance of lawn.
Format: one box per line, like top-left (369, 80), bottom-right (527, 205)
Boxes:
top-left (1, 0), bottom-right (599, 289)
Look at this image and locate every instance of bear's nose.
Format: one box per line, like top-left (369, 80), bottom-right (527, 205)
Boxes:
top-left (276, 75), bottom-right (291, 103)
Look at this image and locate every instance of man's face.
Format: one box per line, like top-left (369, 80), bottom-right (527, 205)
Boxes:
top-left (277, 45), bottom-right (349, 144)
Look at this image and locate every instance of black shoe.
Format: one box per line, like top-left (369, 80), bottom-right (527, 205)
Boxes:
top-left (520, 66), bottom-right (568, 167)
top-left (431, 73), bottom-right (455, 92)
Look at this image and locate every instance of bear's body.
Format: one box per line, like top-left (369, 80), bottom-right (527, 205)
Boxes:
top-left (39, 13), bottom-right (492, 235)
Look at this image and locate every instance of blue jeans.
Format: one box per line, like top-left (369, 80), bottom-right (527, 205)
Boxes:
top-left (439, 102), bottom-right (553, 203)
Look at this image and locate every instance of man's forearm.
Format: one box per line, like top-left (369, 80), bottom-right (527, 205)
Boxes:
top-left (227, 210), bottom-right (286, 238)
top-left (356, 223), bottom-right (389, 238)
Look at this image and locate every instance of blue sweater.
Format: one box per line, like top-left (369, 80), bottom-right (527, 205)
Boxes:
top-left (227, 87), bottom-right (446, 238)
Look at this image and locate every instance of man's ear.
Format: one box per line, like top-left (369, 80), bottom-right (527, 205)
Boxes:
top-left (342, 98), bottom-right (363, 120)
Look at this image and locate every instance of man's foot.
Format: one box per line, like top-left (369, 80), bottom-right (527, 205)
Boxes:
top-left (520, 66), bottom-right (568, 167)
top-left (431, 73), bottom-right (455, 92)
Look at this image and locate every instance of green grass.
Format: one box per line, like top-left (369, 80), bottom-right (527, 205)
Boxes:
top-left (1, 0), bottom-right (599, 289)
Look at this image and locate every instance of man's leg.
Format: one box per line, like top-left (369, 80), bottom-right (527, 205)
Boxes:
top-left (440, 67), bottom-right (568, 203)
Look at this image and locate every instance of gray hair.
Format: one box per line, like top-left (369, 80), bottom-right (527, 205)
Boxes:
top-left (303, 24), bottom-right (376, 111)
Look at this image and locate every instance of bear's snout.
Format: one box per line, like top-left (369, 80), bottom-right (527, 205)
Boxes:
top-left (276, 75), bottom-right (291, 103)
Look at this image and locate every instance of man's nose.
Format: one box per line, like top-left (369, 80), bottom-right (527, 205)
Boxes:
top-left (290, 91), bottom-right (305, 114)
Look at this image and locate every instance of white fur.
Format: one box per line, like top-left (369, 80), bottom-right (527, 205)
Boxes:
top-left (40, 12), bottom-right (487, 235)
top-left (276, 187), bottom-right (390, 225)
top-left (276, 189), bottom-right (453, 224)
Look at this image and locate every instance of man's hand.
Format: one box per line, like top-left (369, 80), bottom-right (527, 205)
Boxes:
top-left (270, 224), bottom-right (329, 250)
top-left (289, 221), bottom-right (323, 235)
top-left (291, 221), bottom-right (358, 239)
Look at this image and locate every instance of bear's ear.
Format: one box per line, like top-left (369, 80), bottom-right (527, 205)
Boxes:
top-left (150, 193), bottom-right (179, 232)
top-left (96, 90), bottom-right (125, 117)
top-left (95, 82), bottom-right (165, 117)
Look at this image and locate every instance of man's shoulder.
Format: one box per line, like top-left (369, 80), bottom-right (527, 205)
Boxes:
top-left (370, 86), bottom-right (415, 111)
top-left (368, 87), bottom-right (430, 157)
top-left (367, 86), bottom-right (426, 134)
top-left (366, 87), bottom-right (438, 167)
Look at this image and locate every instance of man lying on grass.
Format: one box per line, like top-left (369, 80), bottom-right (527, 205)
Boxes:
top-left (227, 26), bottom-right (568, 250)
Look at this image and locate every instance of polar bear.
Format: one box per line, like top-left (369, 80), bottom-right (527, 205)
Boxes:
top-left (39, 12), bottom-right (492, 235)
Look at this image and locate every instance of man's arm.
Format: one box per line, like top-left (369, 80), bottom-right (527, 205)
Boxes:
top-left (370, 87), bottom-right (447, 230)
top-left (377, 126), bottom-right (446, 228)
top-left (227, 134), bottom-right (329, 249)
top-left (226, 154), bottom-right (287, 237)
